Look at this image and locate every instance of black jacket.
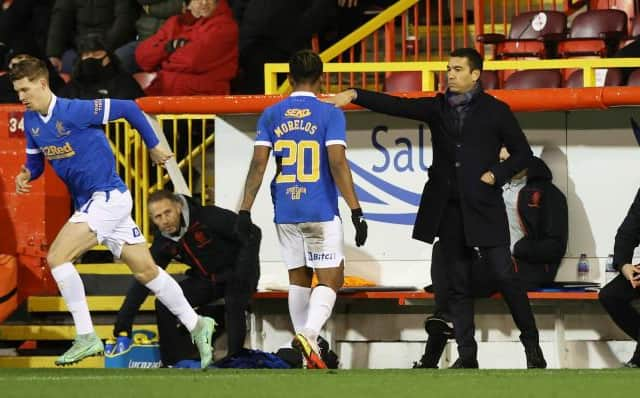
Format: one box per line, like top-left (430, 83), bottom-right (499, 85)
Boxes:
top-left (236, 0), bottom-right (335, 56)
top-left (512, 157), bottom-right (568, 279)
top-left (150, 196), bottom-right (261, 284)
top-left (59, 61), bottom-right (144, 100)
top-left (46, 0), bottom-right (138, 57)
top-left (353, 88), bottom-right (533, 247)
top-left (113, 196), bottom-right (260, 336)
top-left (613, 188), bottom-right (640, 271)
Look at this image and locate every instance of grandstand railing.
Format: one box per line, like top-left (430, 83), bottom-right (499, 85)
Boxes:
top-left (265, 58), bottom-right (640, 93)
top-left (275, 0), bottom-right (580, 94)
top-left (103, 114), bottom-right (215, 239)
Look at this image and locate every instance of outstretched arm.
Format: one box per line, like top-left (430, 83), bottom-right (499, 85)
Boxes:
top-left (325, 88), bottom-right (437, 123)
top-left (107, 99), bottom-right (172, 165)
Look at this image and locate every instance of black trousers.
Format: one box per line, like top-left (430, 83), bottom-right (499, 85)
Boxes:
top-left (599, 273), bottom-right (640, 341)
top-left (156, 276), bottom-right (253, 366)
top-left (438, 203), bottom-right (539, 361)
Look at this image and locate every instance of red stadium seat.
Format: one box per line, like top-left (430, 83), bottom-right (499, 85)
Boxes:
top-left (477, 10), bottom-right (567, 59)
top-left (563, 68), bottom-right (624, 87)
top-left (503, 70), bottom-right (563, 90)
top-left (384, 71), bottom-right (422, 92)
top-left (557, 9), bottom-right (628, 58)
top-left (626, 68), bottom-right (640, 85)
top-left (590, 0), bottom-right (638, 33)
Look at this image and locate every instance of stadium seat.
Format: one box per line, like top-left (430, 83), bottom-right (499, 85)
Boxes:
top-left (590, 0), bottom-right (637, 33)
top-left (503, 70), bottom-right (563, 90)
top-left (626, 68), bottom-right (640, 85)
top-left (384, 71), bottom-right (498, 93)
top-left (556, 9), bottom-right (628, 58)
top-left (563, 68), bottom-right (624, 87)
top-left (384, 71), bottom-right (422, 92)
top-left (133, 72), bottom-right (157, 90)
top-left (477, 10), bottom-right (567, 59)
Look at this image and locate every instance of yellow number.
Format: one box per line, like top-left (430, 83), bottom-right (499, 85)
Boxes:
top-left (274, 140), bottom-right (320, 183)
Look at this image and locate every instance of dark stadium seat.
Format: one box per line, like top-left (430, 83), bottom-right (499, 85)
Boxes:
top-left (477, 10), bottom-right (567, 59)
top-left (503, 69), bottom-right (563, 90)
top-left (563, 68), bottom-right (624, 87)
top-left (590, 0), bottom-right (637, 32)
top-left (626, 68), bottom-right (640, 85)
top-left (557, 9), bottom-right (628, 58)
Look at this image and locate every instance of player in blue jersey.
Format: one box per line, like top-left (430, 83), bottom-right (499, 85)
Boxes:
top-left (10, 55), bottom-right (216, 368)
top-left (235, 50), bottom-right (368, 369)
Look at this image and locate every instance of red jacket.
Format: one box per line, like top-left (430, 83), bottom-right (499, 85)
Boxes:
top-left (135, 0), bottom-right (238, 96)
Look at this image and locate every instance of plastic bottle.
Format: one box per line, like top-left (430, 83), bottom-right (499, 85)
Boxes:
top-left (577, 253), bottom-right (590, 282)
top-left (605, 253), bottom-right (617, 285)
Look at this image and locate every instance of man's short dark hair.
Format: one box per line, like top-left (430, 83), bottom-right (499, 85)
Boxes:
top-left (289, 50), bottom-right (323, 85)
top-left (450, 48), bottom-right (483, 72)
top-left (8, 54), bottom-right (49, 82)
top-left (148, 190), bottom-right (181, 205)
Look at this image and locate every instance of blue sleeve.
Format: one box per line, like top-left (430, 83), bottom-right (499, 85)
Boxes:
top-left (107, 99), bottom-right (160, 149)
top-left (71, 98), bottom-right (159, 148)
top-left (24, 125), bottom-right (44, 181)
top-left (255, 109), bottom-right (272, 147)
top-left (325, 107), bottom-right (347, 146)
top-left (25, 153), bottom-right (44, 181)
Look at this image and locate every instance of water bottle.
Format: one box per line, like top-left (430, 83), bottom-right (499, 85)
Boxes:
top-left (113, 332), bottom-right (132, 354)
top-left (605, 253), bottom-right (617, 285)
top-left (105, 338), bottom-right (116, 355)
top-left (577, 253), bottom-right (590, 281)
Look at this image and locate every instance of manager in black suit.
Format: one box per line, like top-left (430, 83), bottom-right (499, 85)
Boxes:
top-left (326, 48), bottom-right (546, 369)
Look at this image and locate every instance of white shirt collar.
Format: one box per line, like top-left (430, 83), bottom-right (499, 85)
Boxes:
top-left (290, 91), bottom-right (316, 97)
top-left (39, 94), bottom-right (57, 123)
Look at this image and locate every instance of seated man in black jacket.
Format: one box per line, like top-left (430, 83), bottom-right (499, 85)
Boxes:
top-left (415, 152), bottom-right (568, 368)
top-left (112, 190), bottom-right (260, 366)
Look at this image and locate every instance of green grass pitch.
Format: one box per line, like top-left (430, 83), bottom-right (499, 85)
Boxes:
top-left (0, 368), bottom-right (635, 398)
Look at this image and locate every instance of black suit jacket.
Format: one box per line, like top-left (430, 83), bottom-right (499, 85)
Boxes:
top-left (353, 88), bottom-right (532, 247)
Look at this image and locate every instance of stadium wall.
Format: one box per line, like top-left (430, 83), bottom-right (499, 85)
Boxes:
top-left (215, 93), bottom-right (640, 369)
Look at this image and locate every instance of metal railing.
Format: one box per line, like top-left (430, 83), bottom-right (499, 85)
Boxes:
top-left (265, 58), bottom-right (640, 93)
top-left (274, 0), bottom-right (577, 94)
top-left (104, 115), bottom-right (215, 238)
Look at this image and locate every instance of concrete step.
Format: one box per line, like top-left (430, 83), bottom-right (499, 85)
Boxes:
top-left (28, 296), bottom-right (156, 313)
top-left (0, 324), bottom-right (157, 340)
top-left (76, 263), bottom-right (188, 275)
top-left (0, 355), bottom-right (104, 368)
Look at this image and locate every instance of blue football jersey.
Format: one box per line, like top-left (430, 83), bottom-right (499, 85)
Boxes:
top-left (255, 91), bottom-right (347, 224)
top-left (24, 96), bottom-right (126, 209)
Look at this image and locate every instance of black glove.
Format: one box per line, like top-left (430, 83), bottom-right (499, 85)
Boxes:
top-left (234, 210), bottom-right (252, 244)
top-left (351, 208), bottom-right (367, 247)
top-left (164, 38), bottom-right (188, 53)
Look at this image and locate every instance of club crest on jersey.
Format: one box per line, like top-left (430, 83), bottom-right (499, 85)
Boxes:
top-left (56, 120), bottom-right (71, 137)
top-left (31, 127), bottom-right (40, 136)
top-left (284, 108), bottom-right (311, 118)
top-left (286, 186), bottom-right (307, 200)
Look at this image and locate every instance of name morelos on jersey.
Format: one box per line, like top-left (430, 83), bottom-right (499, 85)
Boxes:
top-left (255, 92), bottom-right (347, 224)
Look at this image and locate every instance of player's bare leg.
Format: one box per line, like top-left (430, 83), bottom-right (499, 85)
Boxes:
top-left (120, 243), bottom-right (217, 368)
top-left (47, 222), bottom-right (103, 366)
top-left (291, 263), bottom-right (344, 369)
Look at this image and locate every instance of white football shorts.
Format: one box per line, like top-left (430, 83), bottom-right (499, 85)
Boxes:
top-left (69, 189), bottom-right (146, 257)
top-left (276, 216), bottom-right (344, 269)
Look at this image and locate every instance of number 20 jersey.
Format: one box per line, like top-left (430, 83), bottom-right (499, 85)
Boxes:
top-left (254, 92), bottom-right (347, 224)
